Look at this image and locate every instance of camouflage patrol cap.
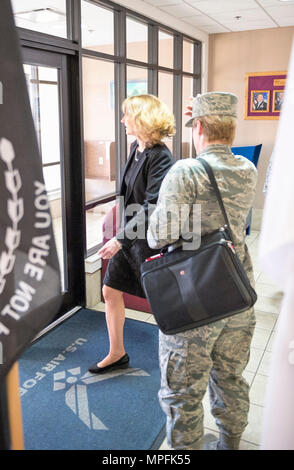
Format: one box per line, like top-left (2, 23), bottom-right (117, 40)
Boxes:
top-left (185, 91), bottom-right (238, 127)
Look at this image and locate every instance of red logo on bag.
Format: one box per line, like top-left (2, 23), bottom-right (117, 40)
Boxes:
top-left (145, 253), bottom-right (163, 262)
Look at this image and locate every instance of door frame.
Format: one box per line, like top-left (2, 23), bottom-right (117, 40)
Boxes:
top-left (21, 47), bottom-right (86, 320)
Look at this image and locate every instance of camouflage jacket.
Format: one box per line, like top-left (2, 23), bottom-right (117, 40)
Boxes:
top-left (147, 144), bottom-right (258, 282)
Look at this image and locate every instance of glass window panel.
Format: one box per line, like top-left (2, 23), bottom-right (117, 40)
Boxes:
top-left (43, 164), bottom-right (61, 192)
top-left (126, 66), bottom-right (148, 152)
top-left (126, 66), bottom-right (148, 97)
top-left (12, 0), bottom-right (67, 38)
top-left (23, 64), bottom-right (61, 165)
top-left (82, 58), bottom-right (116, 203)
top-left (158, 71), bottom-right (174, 155)
top-left (127, 17), bottom-right (148, 63)
top-left (25, 64), bottom-right (58, 83)
top-left (23, 64), bottom-right (31, 75)
top-left (159, 30), bottom-right (174, 69)
top-left (182, 76), bottom-right (194, 159)
top-left (158, 72), bottom-right (173, 114)
top-left (81, 1), bottom-right (114, 55)
top-left (183, 39), bottom-right (194, 73)
top-left (86, 200), bottom-right (116, 250)
top-left (39, 83), bottom-right (61, 165)
top-left (38, 66), bottom-right (58, 82)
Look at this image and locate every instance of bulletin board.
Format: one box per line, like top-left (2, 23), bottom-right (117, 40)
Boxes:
top-left (245, 71), bottom-right (287, 120)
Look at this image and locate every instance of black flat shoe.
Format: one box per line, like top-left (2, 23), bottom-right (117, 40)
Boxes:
top-left (88, 353), bottom-right (130, 374)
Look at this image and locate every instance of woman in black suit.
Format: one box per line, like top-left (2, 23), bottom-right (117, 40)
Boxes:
top-left (88, 94), bottom-right (175, 374)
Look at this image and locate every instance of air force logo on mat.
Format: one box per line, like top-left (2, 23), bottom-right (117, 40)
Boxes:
top-left (18, 309), bottom-right (164, 450)
top-left (20, 337), bottom-right (150, 432)
top-left (53, 366), bottom-right (150, 431)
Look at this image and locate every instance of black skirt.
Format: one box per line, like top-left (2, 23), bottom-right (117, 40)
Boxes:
top-left (103, 238), bottom-right (161, 298)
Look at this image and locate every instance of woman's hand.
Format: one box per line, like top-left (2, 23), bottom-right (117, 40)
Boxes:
top-left (98, 237), bottom-right (122, 259)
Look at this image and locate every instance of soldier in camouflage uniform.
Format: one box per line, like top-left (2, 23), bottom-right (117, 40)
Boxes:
top-left (147, 92), bottom-right (258, 450)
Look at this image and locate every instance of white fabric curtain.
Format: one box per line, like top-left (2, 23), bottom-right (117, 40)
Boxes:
top-left (259, 39), bottom-right (294, 450)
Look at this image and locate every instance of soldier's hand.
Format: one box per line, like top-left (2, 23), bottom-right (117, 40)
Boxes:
top-left (184, 96), bottom-right (194, 117)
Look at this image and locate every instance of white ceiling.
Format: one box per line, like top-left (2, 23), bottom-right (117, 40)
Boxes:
top-left (10, 0), bottom-right (294, 40)
top-left (142, 0), bottom-right (294, 33)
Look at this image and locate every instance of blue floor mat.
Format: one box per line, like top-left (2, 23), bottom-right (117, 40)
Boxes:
top-left (18, 308), bottom-right (165, 450)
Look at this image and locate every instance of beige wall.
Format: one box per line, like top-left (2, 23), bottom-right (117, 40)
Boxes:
top-left (208, 26), bottom-right (294, 209)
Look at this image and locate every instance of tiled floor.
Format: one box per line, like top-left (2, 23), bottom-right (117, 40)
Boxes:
top-left (93, 230), bottom-right (283, 451)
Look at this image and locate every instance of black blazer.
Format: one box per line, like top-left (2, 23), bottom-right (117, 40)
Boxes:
top-left (117, 140), bottom-right (174, 248)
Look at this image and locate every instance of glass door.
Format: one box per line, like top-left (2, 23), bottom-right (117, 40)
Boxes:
top-left (21, 47), bottom-right (85, 320)
top-left (24, 62), bottom-right (65, 288)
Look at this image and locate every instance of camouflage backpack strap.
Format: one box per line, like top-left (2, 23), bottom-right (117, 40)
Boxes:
top-left (197, 157), bottom-right (235, 245)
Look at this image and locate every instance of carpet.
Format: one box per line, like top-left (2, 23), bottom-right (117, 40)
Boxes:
top-left (18, 308), bottom-right (165, 450)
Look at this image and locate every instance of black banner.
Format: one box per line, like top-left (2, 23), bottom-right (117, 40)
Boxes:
top-left (0, 0), bottom-right (62, 379)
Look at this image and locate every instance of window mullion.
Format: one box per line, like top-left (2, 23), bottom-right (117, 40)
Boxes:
top-left (173, 34), bottom-right (183, 160)
top-left (67, 0), bottom-right (81, 44)
top-left (148, 24), bottom-right (158, 96)
top-left (192, 41), bottom-right (202, 157)
top-left (194, 41), bottom-right (202, 95)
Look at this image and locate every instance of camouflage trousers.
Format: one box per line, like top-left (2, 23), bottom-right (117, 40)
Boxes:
top-left (158, 308), bottom-right (256, 450)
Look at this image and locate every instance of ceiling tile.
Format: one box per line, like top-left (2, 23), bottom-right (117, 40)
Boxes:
top-left (224, 18), bottom-right (278, 31)
top-left (266, 4), bottom-right (294, 19)
top-left (159, 3), bottom-right (201, 17)
top-left (184, 0), bottom-right (259, 15)
top-left (143, 0), bottom-right (182, 7)
top-left (183, 14), bottom-right (223, 27)
top-left (258, 0), bottom-right (294, 7)
top-left (275, 16), bottom-right (294, 25)
top-left (192, 23), bottom-right (231, 33)
top-left (229, 23), bottom-right (277, 31)
top-left (215, 7), bottom-right (276, 22)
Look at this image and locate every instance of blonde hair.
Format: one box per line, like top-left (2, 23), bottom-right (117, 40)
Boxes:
top-left (122, 94), bottom-right (176, 147)
top-left (194, 115), bottom-right (237, 145)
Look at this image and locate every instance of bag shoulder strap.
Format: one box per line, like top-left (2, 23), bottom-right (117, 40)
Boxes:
top-left (197, 157), bottom-right (235, 243)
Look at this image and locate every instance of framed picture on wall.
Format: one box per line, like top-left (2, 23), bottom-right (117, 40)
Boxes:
top-left (251, 90), bottom-right (269, 112)
top-left (272, 90), bottom-right (284, 112)
top-left (245, 71), bottom-right (287, 120)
